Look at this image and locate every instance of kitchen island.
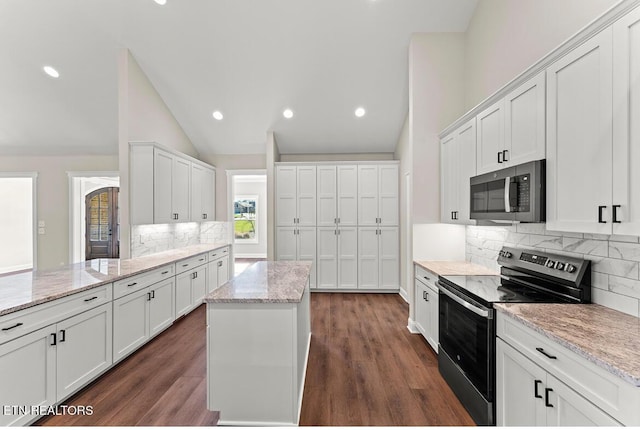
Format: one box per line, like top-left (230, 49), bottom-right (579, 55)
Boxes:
top-left (204, 260), bottom-right (312, 426)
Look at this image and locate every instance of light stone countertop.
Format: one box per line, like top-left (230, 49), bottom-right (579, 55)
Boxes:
top-left (414, 260), bottom-right (498, 276)
top-left (495, 303), bottom-right (640, 387)
top-left (0, 243), bottom-right (230, 316)
top-left (205, 261), bottom-right (312, 304)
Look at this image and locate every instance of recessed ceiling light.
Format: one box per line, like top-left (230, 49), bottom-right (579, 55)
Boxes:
top-left (43, 65), bottom-right (59, 78)
top-left (212, 111), bottom-right (223, 121)
top-left (355, 107), bottom-right (366, 118)
top-left (154, 0), bottom-right (167, 5)
top-left (283, 108), bottom-right (294, 119)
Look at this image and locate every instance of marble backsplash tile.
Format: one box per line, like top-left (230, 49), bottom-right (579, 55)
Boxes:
top-left (467, 224), bottom-right (640, 318)
top-left (131, 221), bottom-right (229, 257)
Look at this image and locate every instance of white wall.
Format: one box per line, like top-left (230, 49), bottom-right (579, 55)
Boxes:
top-left (0, 178), bottom-right (33, 274)
top-left (0, 156), bottom-right (118, 269)
top-left (233, 176), bottom-right (267, 258)
top-left (464, 0), bottom-right (619, 109)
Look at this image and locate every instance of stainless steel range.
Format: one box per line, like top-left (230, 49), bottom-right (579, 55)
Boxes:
top-left (436, 246), bottom-right (591, 425)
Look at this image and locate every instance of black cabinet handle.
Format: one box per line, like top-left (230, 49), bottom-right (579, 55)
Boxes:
top-left (545, 388), bottom-right (554, 408)
top-left (161, 271), bottom-right (169, 275)
top-left (535, 347), bottom-right (557, 360)
top-left (534, 380), bottom-right (543, 399)
top-left (502, 149), bottom-right (509, 162)
top-left (613, 205), bottom-right (621, 223)
top-left (425, 292), bottom-right (429, 302)
top-left (127, 282), bottom-right (137, 287)
top-left (151, 290), bottom-right (155, 299)
top-left (2, 322), bottom-right (23, 331)
top-left (84, 296), bottom-right (98, 302)
top-left (147, 292), bottom-right (152, 301)
top-left (182, 263), bottom-right (189, 267)
top-left (498, 151), bottom-right (503, 163)
top-left (218, 261), bottom-right (223, 267)
top-left (59, 329), bottom-right (66, 342)
top-left (598, 205), bottom-right (607, 223)
top-left (51, 333), bottom-right (57, 346)
top-left (423, 275), bottom-right (430, 281)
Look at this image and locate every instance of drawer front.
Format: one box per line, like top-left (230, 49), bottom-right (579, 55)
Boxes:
top-left (209, 246), bottom-right (230, 261)
top-left (113, 264), bottom-right (175, 299)
top-left (414, 265), bottom-right (437, 290)
top-left (176, 254), bottom-right (209, 274)
top-left (0, 284), bottom-right (113, 345)
top-left (497, 312), bottom-right (640, 426)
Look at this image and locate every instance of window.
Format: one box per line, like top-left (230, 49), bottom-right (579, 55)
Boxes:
top-left (234, 195), bottom-right (258, 243)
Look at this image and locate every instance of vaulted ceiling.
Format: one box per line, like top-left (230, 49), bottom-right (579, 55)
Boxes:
top-left (0, 0), bottom-right (477, 156)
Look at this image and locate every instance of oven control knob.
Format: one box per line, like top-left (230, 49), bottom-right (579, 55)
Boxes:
top-left (545, 260), bottom-right (555, 268)
top-left (555, 262), bottom-right (565, 271)
top-left (565, 264), bottom-right (577, 273)
top-left (500, 250), bottom-right (512, 258)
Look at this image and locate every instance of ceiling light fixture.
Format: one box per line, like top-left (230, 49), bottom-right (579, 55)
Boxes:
top-left (212, 111), bottom-right (223, 120)
top-left (154, 0), bottom-right (167, 5)
top-left (283, 108), bottom-right (294, 119)
top-left (355, 107), bottom-right (366, 118)
top-left (43, 65), bottom-right (59, 78)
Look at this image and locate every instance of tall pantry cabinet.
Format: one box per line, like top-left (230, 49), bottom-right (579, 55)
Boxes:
top-left (275, 162), bottom-right (399, 291)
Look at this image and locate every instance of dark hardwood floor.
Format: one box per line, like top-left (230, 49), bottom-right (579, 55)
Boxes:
top-left (38, 293), bottom-right (474, 426)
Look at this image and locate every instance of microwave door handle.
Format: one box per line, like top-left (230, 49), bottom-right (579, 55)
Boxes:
top-left (504, 177), bottom-right (511, 212)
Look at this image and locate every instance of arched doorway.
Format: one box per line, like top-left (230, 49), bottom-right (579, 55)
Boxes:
top-left (85, 187), bottom-right (119, 260)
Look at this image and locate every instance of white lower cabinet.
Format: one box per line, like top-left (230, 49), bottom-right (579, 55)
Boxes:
top-left (497, 338), bottom-right (621, 426)
top-left (176, 265), bottom-right (208, 318)
top-left (358, 227), bottom-right (399, 290)
top-left (413, 265), bottom-right (438, 352)
top-left (113, 278), bottom-right (175, 363)
top-left (0, 325), bottom-right (56, 426)
top-left (208, 248), bottom-right (230, 293)
top-left (276, 226), bottom-right (317, 288)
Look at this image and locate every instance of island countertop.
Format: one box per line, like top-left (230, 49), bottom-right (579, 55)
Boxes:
top-left (0, 243), bottom-right (230, 316)
top-left (204, 260), bottom-right (312, 304)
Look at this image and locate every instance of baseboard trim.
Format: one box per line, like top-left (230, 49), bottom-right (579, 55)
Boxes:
top-left (399, 287), bottom-right (408, 303)
top-left (407, 318), bottom-right (419, 334)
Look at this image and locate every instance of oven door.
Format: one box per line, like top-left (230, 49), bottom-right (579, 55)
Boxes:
top-left (437, 282), bottom-right (495, 403)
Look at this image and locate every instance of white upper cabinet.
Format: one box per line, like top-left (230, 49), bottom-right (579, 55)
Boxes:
top-left (190, 163), bottom-right (215, 222)
top-left (612, 6), bottom-right (640, 236)
top-left (357, 164), bottom-right (399, 226)
top-left (441, 118), bottom-right (476, 224)
top-left (476, 71), bottom-right (545, 175)
top-left (276, 165), bottom-right (316, 227)
top-left (476, 100), bottom-right (505, 174)
top-left (504, 71), bottom-right (546, 167)
top-left (154, 149), bottom-right (191, 223)
top-left (337, 165), bottom-right (358, 226)
top-left (546, 28), bottom-right (613, 234)
top-left (316, 166), bottom-right (337, 227)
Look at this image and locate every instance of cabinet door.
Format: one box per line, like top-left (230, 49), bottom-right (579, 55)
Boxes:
top-left (378, 165), bottom-right (399, 226)
top-left (207, 261), bottom-right (219, 293)
top-left (317, 227), bottom-right (338, 289)
top-left (337, 227), bottom-right (357, 289)
top-left (358, 227), bottom-right (379, 288)
top-left (504, 71), bottom-right (546, 167)
top-left (546, 29), bottom-right (613, 233)
top-left (317, 166), bottom-right (337, 227)
top-left (216, 256), bottom-right (229, 287)
top-left (276, 227), bottom-right (297, 261)
top-left (613, 8), bottom-right (640, 235)
top-left (56, 303), bottom-right (112, 401)
top-left (414, 280), bottom-right (428, 335)
top-left (191, 266), bottom-right (208, 307)
top-left (0, 325), bottom-right (56, 426)
top-left (190, 163), bottom-right (205, 222)
top-left (337, 165), bottom-right (358, 226)
top-left (113, 287), bottom-right (150, 362)
top-left (203, 167), bottom-right (215, 221)
top-left (297, 166), bottom-right (316, 226)
top-left (425, 283), bottom-right (439, 352)
top-left (379, 227), bottom-right (399, 289)
top-left (175, 271), bottom-right (193, 318)
top-left (172, 157), bottom-right (191, 222)
top-left (546, 374), bottom-right (621, 426)
top-left (496, 339), bottom-right (547, 426)
top-left (276, 166), bottom-right (297, 226)
top-left (358, 165), bottom-right (379, 226)
top-left (456, 118), bottom-right (476, 224)
top-left (476, 100), bottom-right (505, 174)
top-left (440, 134), bottom-right (456, 223)
top-left (149, 278), bottom-right (175, 337)
top-left (297, 227), bottom-right (317, 289)
top-left (154, 149), bottom-right (174, 224)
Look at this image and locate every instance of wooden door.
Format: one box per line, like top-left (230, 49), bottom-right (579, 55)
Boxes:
top-left (85, 187), bottom-right (119, 260)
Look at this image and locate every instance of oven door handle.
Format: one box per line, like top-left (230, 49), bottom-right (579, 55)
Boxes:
top-left (439, 285), bottom-right (492, 319)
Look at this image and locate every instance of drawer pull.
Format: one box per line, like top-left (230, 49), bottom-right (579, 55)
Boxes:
top-left (199, 258), bottom-right (205, 262)
top-left (545, 388), bottom-right (554, 408)
top-left (535, 347), bottom-right (557, 360)
top-left (127, 282), bottom-right (137, 287)
top-left (423, 275), bottom-right (430, 281)
top-left (161, 271), bottom-right (169, 275)
top-left (212, 254), bottom-right (218, 257)
top-left (182, 264), bottom-right (189, 267)
top-left (84, 296), bottom-right (99, 302)
top-left (534, 380), bottom-right (543, 399)
top-left (2, 322), bottom-right (23, 331)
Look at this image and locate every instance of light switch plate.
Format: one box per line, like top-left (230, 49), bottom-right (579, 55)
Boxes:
top-left (38, 220), bottom-right (45, 227)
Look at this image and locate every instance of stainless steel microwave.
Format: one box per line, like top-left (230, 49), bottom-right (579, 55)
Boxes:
top-left (469, 160), bottom-right (545, 222)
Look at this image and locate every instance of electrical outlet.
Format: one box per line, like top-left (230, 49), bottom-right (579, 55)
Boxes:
top-left (38, 228), bottom-right (45, 235)
top-left (38, 220), bottom-right (45, 228)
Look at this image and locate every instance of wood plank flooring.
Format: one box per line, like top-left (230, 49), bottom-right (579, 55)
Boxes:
top-left (299, 293), bottom-right (475, 426)
top-left (37, 293), bottom-right (474, 426)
